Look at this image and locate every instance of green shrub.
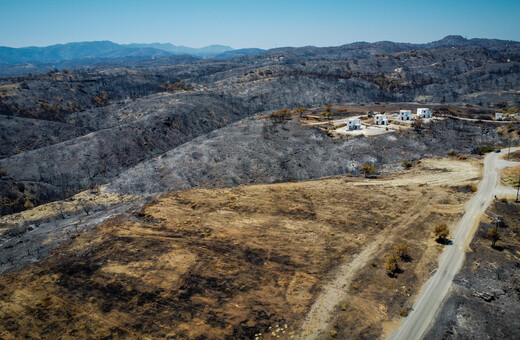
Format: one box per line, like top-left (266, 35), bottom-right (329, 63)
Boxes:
top-left (476, 145), bottom-right (495, 155)
top-left (402, 160), bottom-right (414, 169)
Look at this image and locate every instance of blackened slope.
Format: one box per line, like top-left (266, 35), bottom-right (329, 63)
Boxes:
top-left (0, 92), bottom-right (249, 214)
top-left (0, 115), bottom-right (90, 159)
top-left (107, 116), bottom-right (502, 196)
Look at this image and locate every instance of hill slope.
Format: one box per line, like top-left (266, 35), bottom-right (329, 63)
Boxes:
top-left (0, 36), bottom-right (519, 215)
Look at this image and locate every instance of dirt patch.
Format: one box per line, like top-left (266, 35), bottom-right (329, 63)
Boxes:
top-left (0, 158), bottom-right (477, 339)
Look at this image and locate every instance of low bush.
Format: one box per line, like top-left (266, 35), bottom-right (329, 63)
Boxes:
top-left (384, 253), bottom-right (400, 276)
top-left (476, 145), bottom-right (495, 155)
top-left (402, 160), bottom-right (414, 169)
top-left (434, 224), bottom-right (450, 243)
top-left (399, 307), bottom-right (409, 317)
top-left (394, 243), bottom-right (412, 261)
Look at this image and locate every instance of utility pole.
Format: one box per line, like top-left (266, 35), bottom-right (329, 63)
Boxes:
top-left (516, 173), bottom-right (520, 203)
top-left (508, 138), bottom-right (511, 160)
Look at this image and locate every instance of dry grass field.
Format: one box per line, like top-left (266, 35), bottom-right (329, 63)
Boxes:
top-left (502, 165), bottom-right (520, 188)
top-left (0, 157), bottom-right (480, 339)
top-left (505, 150), bottom-right (520, 162)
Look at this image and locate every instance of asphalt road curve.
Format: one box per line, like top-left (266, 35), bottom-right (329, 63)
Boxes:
top-left (388, 147), bottom-right (520, 340)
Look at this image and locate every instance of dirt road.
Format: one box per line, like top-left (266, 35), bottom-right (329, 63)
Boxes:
top-left (348, 157), bottom-right (480, 188)
top-left (388, 147), bottom-right (520, 340)
top-left (295, 157), bottom-right (480, 339)
top-left (449, 116), bottom-right (520, 124)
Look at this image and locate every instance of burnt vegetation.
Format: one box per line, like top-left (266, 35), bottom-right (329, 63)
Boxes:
top-left (425, 200), bottom-right (520, 340)
top-left (0, 36), bottom-right (519, 216)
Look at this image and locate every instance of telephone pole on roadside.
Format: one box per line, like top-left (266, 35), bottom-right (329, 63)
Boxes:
top-left (516, 173), bottom-right (520, 203)
top-left (508, 138), bottom-right (512, 160)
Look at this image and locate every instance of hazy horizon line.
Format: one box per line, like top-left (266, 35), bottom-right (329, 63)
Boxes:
top-left (2, 34), bottom-right (518, 51)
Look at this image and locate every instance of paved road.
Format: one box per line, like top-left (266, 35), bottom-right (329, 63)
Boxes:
top-left (388, 147), bottom-right (520, 340)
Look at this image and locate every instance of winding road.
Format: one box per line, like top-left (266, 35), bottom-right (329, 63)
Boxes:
top-left (388, 147), bottom-right (520, 340)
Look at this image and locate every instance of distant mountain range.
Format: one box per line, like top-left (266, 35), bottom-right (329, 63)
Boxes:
top-left (250, 35), bottom-right (519, 62)
top-left (123, 43), bottom-right (235, 57)
top-left (0, 41), bottom-right (265, 65)
top-left (0, 36), bottom-right (518, 77)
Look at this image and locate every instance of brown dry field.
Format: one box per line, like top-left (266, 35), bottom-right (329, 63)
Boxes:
top-left (505, 150), bottom-right (520, 162)
top-left (502, 164), bottom-right (520, 188)
top-left (0, 157), bottom-right (481, 339)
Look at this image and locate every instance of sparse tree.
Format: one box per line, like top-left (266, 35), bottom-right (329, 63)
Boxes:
top-left (447, 150), bottom-right (458, 157)
top-left (325, 103), bottom-right (332, 112)
top-left (78, 200), bottom-right (90, 216)
top-left (320, 103), bottom-right (333, 120)
top-left (321, 111), bottom-right (333, 120)
top-left (360, 164), bottom-right (375, 178)
top-left (394, 243), bottom-right (412, 261)
top-left (270, 108), bottom-right (292, 125)
top-left (384, 253), bottom-right (400, 277)
top-left (92, 92), bottom-right (110, 107)
top-left (402, 160), bottom-right (414, 169)
top-left (294, 107), bottom-right (307, 117)
top-left (434, 223), bottom-right (450, 243)
top-left (88, 182), bottom-right (97, 193)
top-left (56, 202), bottom-right (65, 219)
top-left (487, 227), bottom-right (501, 248)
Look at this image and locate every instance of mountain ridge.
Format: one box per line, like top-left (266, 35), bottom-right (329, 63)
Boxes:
top-left (123, 42), bottom-right (234, 57)
top-left (2, 35), bottom-right (519, 67)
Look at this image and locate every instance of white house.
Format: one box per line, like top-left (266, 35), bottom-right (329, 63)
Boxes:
top-left (417, 108), bottom-right (432, 119)
top-left (347, 118), bottom-right (362, 130)
top-left (495, 112), bottom-right (504, 120)
top-left (374, 113), bottom-right (389, 125)
top-left (398, 110), bottom-right (412, 121)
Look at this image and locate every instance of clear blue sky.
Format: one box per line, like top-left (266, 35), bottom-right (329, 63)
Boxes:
top-left (1, 0), bottom-right (519, 49)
